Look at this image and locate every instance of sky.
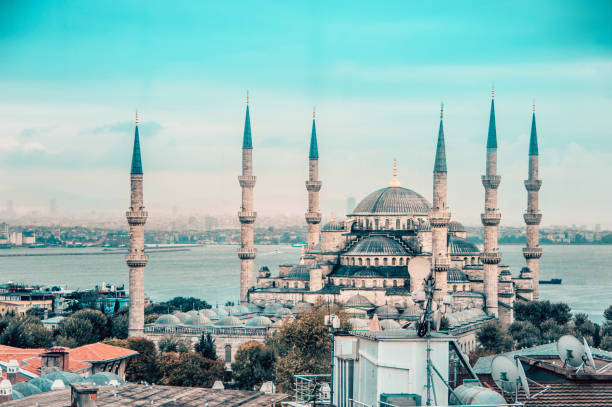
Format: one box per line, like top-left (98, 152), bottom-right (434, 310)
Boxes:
top-left (0, 1), bottom-right (611, 227)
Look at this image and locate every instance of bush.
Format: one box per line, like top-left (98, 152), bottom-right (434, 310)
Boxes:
top-left (476, 321), bottom-right (513, 353)
top-left (158, 334), bottom-right (191, 353)
top-left (106, 337), bottom-right (161, 384)
top-left (0, 316), bottom-right (53, 348)
top-left (159, 352), bottom-right (224, 387)
top-left (194, 333), bottom-right (217, 360)
top-left (232, 341), bottom-right (275, 390)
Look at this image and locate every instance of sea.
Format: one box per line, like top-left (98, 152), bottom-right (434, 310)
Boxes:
top-left (0, 244), bottom-right (610, 323)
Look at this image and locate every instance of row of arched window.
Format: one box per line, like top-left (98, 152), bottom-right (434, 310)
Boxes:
top-left (342, 256), bottom-right (407, 266)
top-left (354, 217), bottom-right (416, 230)
top-left (332, 278), bottom-right (405, 288)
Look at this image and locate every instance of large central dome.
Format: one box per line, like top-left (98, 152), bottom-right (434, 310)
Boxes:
top-left (352, 187), bottom-right (431, 215)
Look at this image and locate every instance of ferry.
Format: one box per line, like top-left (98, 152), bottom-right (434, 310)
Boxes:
top-left (540, 278), bottom-right (562, 284)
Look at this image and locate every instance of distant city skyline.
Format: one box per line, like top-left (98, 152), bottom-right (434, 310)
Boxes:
top-left (1, 2), bottom-right (611, 227)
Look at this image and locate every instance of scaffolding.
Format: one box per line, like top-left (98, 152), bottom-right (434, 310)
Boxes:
top-left (293, 374), bottom-right (332, 405)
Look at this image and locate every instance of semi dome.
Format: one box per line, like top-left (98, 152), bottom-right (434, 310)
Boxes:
top-left (449, 221), bottom-right (465, 233)
top-left (286, 264), bottom-right (311, 280)
top-left (155, 314), bottom-right (181, 325)
top-left (352, 187), bottom-right (431, 215)
top-left (27, 377), bottom-right (54, 392)
top-left (448, 268), bottom-right (468, 282)
top-left (275, 307), bottom-right (293, 318)
top-left (322, 220), bottom-right (344, 232)
top-left (347, 236), bottom-right (408, 256)
top-left (345, 294), bottom-right (374, 309)
top-left (448, 235), bottom-right (479, 255)
top-left (214, 316), bottom-right (243, 327)
top-left (375, 304), bottom-right (399, 319)
top-left (247, 315), bottom-right (272, 327)
top-left (11, 382), bottom-right (41, 397)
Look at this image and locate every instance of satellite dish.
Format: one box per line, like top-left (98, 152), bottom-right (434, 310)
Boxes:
top-left (557, 335), bottom-right (586, 368)
top-left (583, 337), bottom-right (596, 370)
top-left (491, 355), bottom-right (520, 393)
top-left (516, 358), bottom-right (530, 398)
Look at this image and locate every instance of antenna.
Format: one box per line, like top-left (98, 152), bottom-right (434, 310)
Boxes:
top-left (557, 335), bottom-right (587, 368)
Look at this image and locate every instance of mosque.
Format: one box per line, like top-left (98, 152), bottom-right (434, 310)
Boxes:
top-left (240, 90), bottom-right (543, 329)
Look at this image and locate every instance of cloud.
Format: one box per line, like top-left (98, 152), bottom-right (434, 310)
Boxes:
top-left (82, 121), bottom-right (163, 138)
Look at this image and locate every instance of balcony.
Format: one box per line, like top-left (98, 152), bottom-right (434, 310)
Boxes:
top-left (125, 253), bottom-right (149, 267)
top-left (433, 257), bottom-right (451, 270)
top-left (238, 175), bottom-right (256, 188)
top-left (238, 210), bottom-right (257, 224)
top-left (480, 251), bottom-right (502, 264)
top-left (237, 247), bottom-right (257, 260)
top-left (126, 210), bottom-right (148, 225)
top-left (524, 179), bottom-right (542, 191)
top-left (523, 212), bottom-right (542, 225)
top-left (523, 247), bottom-right (542, 259)
top-left (481, 211), bottom-right (501, 226)
top-left (481, 175), bottom-right (501, 189)
top-left (305, 180), bottom-right (322, 192)
top-left (305, 212), bottom-right (322, 224)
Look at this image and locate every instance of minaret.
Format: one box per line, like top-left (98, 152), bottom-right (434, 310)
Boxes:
top-left (305, 108), bottom-right (322, 251)
top-left (237, 94), bottom-right (257, 303)
top-left (480, 88), bottom-right (502, 317)
top-left (430, 103), bottom-right (451, 301)
top-left (523, 103), bottom-right (542, 300)
top-left (126, 111), bottom-right (148, 337)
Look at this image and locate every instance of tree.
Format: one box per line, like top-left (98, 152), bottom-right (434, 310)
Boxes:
top-left (603, 305), bottom-right (612, 324)
top-left (56, 317), bottom-right (94, 347)
top-left (159, 352), bottom-right (224, 387)
top-left (158, 334), bottom-right (191, 353)
top-left (71, 309), bottom-right (110, 342)
top-left (161, 297), bottom-right (211, 312)
top-left (0, 316), bottom-right (53, 348)
top-left (573, 313), bottom-right (597, 345)
top-left (111, 312), bottom-right (129, 339)
top-left (106, 337), bottom-right (161, 384)
top-left (113, 300), bottom-right (121, 314)
top-left (194, 333), bottom-right (217, 360)
top-left (508, 321), bottom-right (540, 349)
top-left (267, 298), bottom-right (348, 392)
top-left (514, 300), bottom-right (571, 326)
top-left (476, 321), bottom-right (513, 353)
top-left (232, 341), bottom-right (275, 390)
top-left (600, 335), bottom-right (612, 351)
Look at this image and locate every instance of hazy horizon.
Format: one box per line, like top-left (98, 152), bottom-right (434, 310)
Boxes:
top-left (1, 2), bottom-right (611, 227)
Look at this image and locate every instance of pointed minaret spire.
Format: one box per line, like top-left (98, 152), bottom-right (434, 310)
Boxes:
top-left (131, 112), bottom-right (143, 175)
top-left (434, 102), bottom-right (447, 173)
top-left (529, 101), bottom-right (539, 156)
top-left (309, 107), bottom-right (319, 159)
top-left (487, 86), bottom-right (497, 150)
top-left (243, 92), bottom-right (253, 149)
top-left (389, 159), bottom-right (401, 187)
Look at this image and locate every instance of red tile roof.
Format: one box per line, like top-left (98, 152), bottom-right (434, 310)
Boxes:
top-left (69, 342), bottom-right (138, 363)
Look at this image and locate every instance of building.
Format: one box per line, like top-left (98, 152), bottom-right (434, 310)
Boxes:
top-left (247, 93), bottom-right (542, 328)
top-left (0, 291), bottom-right (53, 315)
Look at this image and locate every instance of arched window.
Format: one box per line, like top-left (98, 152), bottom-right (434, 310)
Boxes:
top-left (305, 282), bottom-right (309, 290)
top-left (358, 258), bottom-right (363, 266)
top-left (352, 280), bottom-right (356, 287)
top-left (375, 218), bottom-right (379, 229)
top-left (366, 258), bottom-right (371, 266)
top-left (385, 218), bottom-right (390, 229)
top-left (360, 280), bottom-right (365, 287)
top-left (392, 258), bottom-right (396, 265)
top-left (374, 258), bottom-right (379, 266)
top-left (225, 344), bottom-right (232, 362)
top-left (453, 285), bottom-right (457, 292)
top-left (464, 257), bottom-right (468, 263)
top-left (383, 258), bottom-right (388, 266)
top-left (396, 219), bottom-right (401, 229)
top-left (399, 258), bottom-right (404, 265)
top-left (471, 257), bottom-right (476, 264)
top-left (272, 281), bottom-right (276, 288)
top-left (383, 280), bottom-right (387, 287)
top-left (393, 280), bottom-right (397, 287)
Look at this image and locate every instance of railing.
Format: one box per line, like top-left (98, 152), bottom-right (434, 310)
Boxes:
top-left (144, 324), bottom-right (267, 336)
top-left (348, 402), bottom-right (522, 407)
top-left (294, 374), bottom-right (331, 405)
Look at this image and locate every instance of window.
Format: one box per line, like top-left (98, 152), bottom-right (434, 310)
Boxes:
top-left (366, 258), bottom-right (371, 266)
top-left (359, 258), bottom-right (363, 266)
top-left (393, 280), bottom-right (397, 287)
top-left (396, 219), bottom-right (401, 229)
top-left (374, 258), bottom-right (379, 266)
top-left (383, 258), bottom-right (387, 266)
top-left (225, 344), bottom-right (231, 362)
top-left (392, 258), bottom-right (396, 265)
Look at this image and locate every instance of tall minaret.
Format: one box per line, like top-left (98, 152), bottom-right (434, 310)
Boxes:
top-left (430, 103), bottom-right (451, 301)
top-left (523, 103), bottom-right (542, 300)
top-left (305, 108), bottom-right (322, 251)
top-left (126, 111), bottom-right (148, 337)
top-left (237, 94), bottom-right (257, 303)
top-left (480, 88), bottom-right (502, 317)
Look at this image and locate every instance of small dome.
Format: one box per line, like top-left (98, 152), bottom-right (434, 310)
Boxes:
top-left (11, 390), bottom-right (24, 400)
top-left (214, 316), bottom-right (243, 326)
top-left (347, 236), bottom-right (408, 256)
top-left (322, 220), bottom-right (344, 232)
top-left (237, 305), bottom-right (250, 314)
top-left (449, 221), bottom-right (465, 233)
top-left (380, 319), bottom-right (401, 330)
top-left (155, 314), bottom-right (181, 325)
top-left (295, 302), bottom-right (313, 313)
top-left (345, 294), bottom-right (374, 309)
top-left (0, 379), bottom-right (11, 391)
top-left (286, 264), bottom-right (311, 280)
top-left (86, 372), bottom-right (126, 386)
top-left (275, 307), bottom-right (293, 318)
top-left (448, 235), bottom-right (479, 255)
top-left (215, 307), bottom-right (229, 318)
top-left (447, 268), bottom-right (468, 282)
top-left (173, 312), bottom-right (189, 323)
top-left (199, 309), bottom-right (218, 319)
top-left (247, 303), bottom-right (261, 313)
top-left (375, 304), bottom-right (399, 319)
top-left (400, 303), bottom-right (421, 318)
top-left (348, 318), bottom-right (368, 330)
top-left (185, 314), bottom-right (212, 326)
top-left (246, 316), bottom-right (272, 327)
top-left (27, 377), bottom-right (54, 392)
top-left (41, 371), bottom-right (83, 387)
top-left (264, 303), bottom-right (283, 314)
top-left (353, 187), bottom-right (432, 215)
top-left (186, 310), bottom-right (199, 317)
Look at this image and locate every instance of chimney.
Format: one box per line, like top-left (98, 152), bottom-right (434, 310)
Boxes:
top-left (41, 347), bottom-right (70, 375)
top-left (0, 379), bottom-right (12, 403)
top-left (71, 383), bottom-right (98, 407)
top-left (6, 360), bottom-right (18, 385)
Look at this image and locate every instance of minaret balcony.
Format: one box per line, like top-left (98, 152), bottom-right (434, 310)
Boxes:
top-left (305, 212), bottom-right (322, 224)
top-left (126, 210), bottom-right (148, 225)
top-left (481, 175), bottom-right (501, 189)
top-left (238, 175), bottom-right (257, 188)
top-left (481, 211), bottom-right (501, 226)
top-left (523, 212), bottom-right (542, 225)
top-left (524, 179), bottom-right (542, 191)
top-left (126, 253), bottom-right (149, 267)
top-left (433, 257), bottom-right (451, 270)
top-left (305, 180), bottom-right (322, 192)
top-left (238, 211), bottom-right (257, 224)
top-left (523, 247), bottom-right (542, 259)
top-left (237, 247), bottom-right (257, 260)
top-left (430, 211), bottom-right (451, 228)
top-left (480, 251), bottom-right (502, 264)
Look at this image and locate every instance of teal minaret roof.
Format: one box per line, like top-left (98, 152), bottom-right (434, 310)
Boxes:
top-left (434, 103), bottom-right (447, 173)
top-left (309, 111), bottom-right (318, 160)
top-left (487, 92), bottom-right (497, 150)
top-left (529, 110), bottom-right (539, 156)
top-left (242, 105), bottom-right (253, 149)
top-left (130, 124), bottom-right (143, 175)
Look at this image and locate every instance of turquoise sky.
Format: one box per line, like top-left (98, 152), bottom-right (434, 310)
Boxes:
top-left (1, 1), bottom-right (611, 227)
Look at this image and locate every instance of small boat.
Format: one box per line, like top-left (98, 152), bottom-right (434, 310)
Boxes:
top-left (540, 278), bottom-right (562, 284)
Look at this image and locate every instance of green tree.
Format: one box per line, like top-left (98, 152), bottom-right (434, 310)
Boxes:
top-left (573, 313), bottom-right (597, 345)
top-left (194, 333), bottom-right (217, 360)
top-left (161, 297), bottom-right (211, 312)
top-left (158, 334), bottom-right (191, 353)
top-left (71, 309), bottom-right (110, 342)
top-left (111, 312), bottom-right (129, 339)
top-left (0, 316), bottom-right (53, 348)
top-left (514, 300), bottom-right (571, 326)
top-left (232, 341), bottom-right (275, 390)
top-left (476, 321), bottom-right (513, 353)
top-left (159, 352), bottom-right (224, 387)
top-left (508, 321), bottom-right (540, 349)
top-left (106, 337), bottom-right (161, 384)
top-left (540, 318), bottom-right (571, 343)
top-left (600, 335), bottom-right (612, 351)
top-left (114, 300), bottom-right (121, 314)
top-left (56, 317), bottom-right (94, 347)
top-left (603, 305), bottom-right (612, 324)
